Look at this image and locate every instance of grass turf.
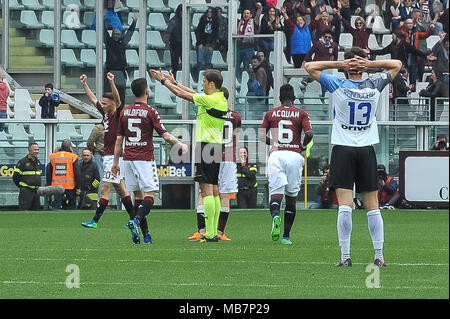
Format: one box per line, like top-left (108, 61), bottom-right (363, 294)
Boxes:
top-left (0, 208), bottom-right (448, 299)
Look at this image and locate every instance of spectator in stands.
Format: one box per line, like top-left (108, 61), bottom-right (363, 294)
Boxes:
top-left (338, 13), bottom-right (374, 55)
top-left (78, 148), bottom-right (100, 210)
top-left (87, 122), bottom-right (105, 197)
top-left (309, 164), bottom-right (339, 209)
top-left (46, 139), bottom-right (80, 210)
top-left (419, 68), bottom-right (448, 121)
top-left (165, 4), bottom-right (182, 73)
top-left (431, 33), bottom-right (449, 76)
top-left (438, 7), bottom-right (448, 33)
top-left (338, 0), bottom-right (363, 22)
top-left (390, 66), bottom-right (414, 116)
top-left (104, 13), bottom-right (138, 108)
top-left (237, 5), bottom-right (262, 79)
top-left (237, 146), bottom-right (258, 208)
top-left (247, 55), bottom-right (269, 103)
top-left (400, 18), bottom-right (435, 86)
top-left (281, 0), bottom-right (303, 63)
top-left (259, 6), bottom-right (283, 59)
top-left (256, 50), bottom-right (274, 92)
top-left (281, 6), bottom-right (312, 68)
top-left (377, 164), bottom-right (402, 209)
top-left (390, 0), bottom-right (403, 31)
top-left (195, 7), bottom-right (219, 71)
top-left (39, 83), bottom-right (60, 119)
top-left (309, 10), bottom-right (341, 43)
top-left (431, 134), bottom-right (449, 150)
top-left (399, 0), bottom-right (415, 21)
top-left (12, 142), bottom-right (42, 210)
top-left (0, 73), bottom-right (9, 132)
top-left (216, 7), bottom-right (229, 62)
top-left (91, 0), bottom-right (124, 33)
top-left (370, 30), bottom-right (430, 74)
top-left (239, 0), bottom-right (267, 14)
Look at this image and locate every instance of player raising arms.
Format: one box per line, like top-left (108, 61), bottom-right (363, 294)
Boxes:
top-left (80, 73), bottom-right (135, 229)
top-left (260, 84), bottom-right (314, 245)
top-left (305, 47), bottom-right (402, 266)
top-left (112, 78), bottom-right (187, 244)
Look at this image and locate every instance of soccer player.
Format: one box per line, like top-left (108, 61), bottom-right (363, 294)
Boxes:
top-left (304, 47), bottom-right (402, 267)
top-left (79, 73), bottom-right (135, 229)
top-left (189, 87), bottom-right (242, 242)
top-left (150, 68), bottom-right (227, 242)
top-left (259, 84), bottom-right (313, 245)
top-left (112, 77), bottom-right (188, 244)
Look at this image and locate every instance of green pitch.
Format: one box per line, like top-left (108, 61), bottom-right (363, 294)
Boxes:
top-left (0, 209), bottom-right (448, 299)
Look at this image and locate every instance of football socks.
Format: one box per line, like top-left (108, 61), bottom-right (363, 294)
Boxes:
top-left (283, 204), bottom-right (296, 239)
top-left (203, 195), bottom-right (216, 239)
top-left (121, 195), bottom-right (135, 219)
top-left (218, 206), bottom-right (230, 234)
top-left (135, 196), bottom-right (154, 222)
top-left (367, 209), bottom-right (384, 260)
top-left (135, 199), bottom-right (148, 235)
top-left (337, 205), bottom-right (353, 261)
top-left (269, 195), bottom-right (283, 218)
top-left (93, 198), bottom-right (108, 222)
top-left (213, 195), bottom-right (221, 236)
top-left (196, 204), bottom-right (206, 232)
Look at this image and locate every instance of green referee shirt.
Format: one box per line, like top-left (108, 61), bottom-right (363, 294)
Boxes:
top-left (192, 91), bottom-right (228, 143)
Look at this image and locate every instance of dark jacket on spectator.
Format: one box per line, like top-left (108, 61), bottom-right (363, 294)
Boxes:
top-left (371, 40), bottom-right (427, 67)
top-left (341, 17), bottom-right (372, 49)
top-left (304, 39), bottom-right (339, 62)
top-left (104, 18), bottom-right (136, 73)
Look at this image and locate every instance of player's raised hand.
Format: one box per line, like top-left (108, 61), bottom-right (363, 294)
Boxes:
top-left (149, 68), bottom-right (164, 81)
top-left (165, 70), bottom-right (176, 83)
top-left (80, 74), bottom-right (87, 84)
top-left (107, 72), bottom-right (115, 82)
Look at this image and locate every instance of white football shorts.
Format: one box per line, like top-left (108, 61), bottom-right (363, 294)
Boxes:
top-left (102, 155), bottom-right (124, 184)
top-left (218, 161), bottom-right (238, 194)
top-left (123, 160), bottom-right (159, 193)
top-left (267, 150), bottom-right (305, 197)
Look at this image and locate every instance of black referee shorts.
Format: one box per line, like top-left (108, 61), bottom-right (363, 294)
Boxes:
top-left (328, 145), bottom-right (378, 193)
top-left (194, 142), bottom-right (222, 185)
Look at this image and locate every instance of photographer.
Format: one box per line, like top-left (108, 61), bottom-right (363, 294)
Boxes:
top-left (310, 164), bottom-right (338, 209)
top-left (377, 164), bottom-right (402, 209)
top-left (431, 134), bottom-right (449, 151)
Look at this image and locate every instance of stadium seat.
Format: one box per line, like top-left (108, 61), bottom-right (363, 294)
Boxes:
top-left (22, 0), bottom-right (45, 10)
top-left (339, 33), bottom-right (353, 49)
top-left (9, 0), bottom-right (24, 10)
top-left (62, 0), bottom-right (85, 10)
top-left (126, 12), bottom-right (143, 30)
top-left (288, 78), bottom-right (305, 98)
top-left (57, 123), bottom-right (83, 141)
top-left (20, 10), bottom-right (44, 29)
top-left (57, 110), bottom-right (74, 120)
top-left (126, 0), bottom-right (140, 11)
top-left (368, 34), bottom-right (382, 50)
top-left (42, 0), bottom-right (54, 10)
top-left (61, 29), bottom-right (85, 48)
top-left (382, 34), bottom-right (392, 48)
top-left (7, 97), bottom-right (15, 118)
top-left (146, 50), bottom-right (165, 68)
top-left (84, 0), bottom-right (96, 10)
top-left (63, 10), bottom-right (85, 29)
top-left (168, 0), bottom-right (182, 12)
top-left (80, 49), bottom-right (96, 67)
top-left (192, 13), bottom-right (203, 30)
top-left (154, 81), bottom-right (176, 108)
top-left (371, 16), bottom-right (390, 34)
top-left (81, 29), bottom-right (96, 48)
top-left (13, 89), bottom-right (36, 120)
top-left (338, 51), bottom-right (345, 61)
top-left (80, 124), bottom-right (95, 140)
top-left (162, 50), bottom-right (172, 68)
top-left (41, 10), bottom-right (55, 28)
top-left (147, 0), bottom-right (171, 13)
top-left (61, 49), bottom-right (85, 67)
top-left (212, 50), bottom-right (228, 69)
top-left (148, 13), bottom-right (168, 31)
top-left (127, 31), bottom-right (140, 48)
top-left (39, 29), bottom-right (54, 48)
top-left (82, 11), bottom-right (95, 29)
top-left (8, 123), bottom-right (33, 142)
top-left (375, 54), bottom-right (391, 60)
top-left (426, 35), bottom-right (440, 50)
top-left (146, 31), bottom-right (166, 49)
top-left (125, 49), bottom-right (140, 68)
top-left (29, 123), bottom-right (46, 141)
top-left (305, 81), bottom-right (322, 96)
top-left (416, 81), bottom-right (428, 93)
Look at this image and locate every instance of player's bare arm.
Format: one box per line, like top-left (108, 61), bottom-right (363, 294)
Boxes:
top-left (149, 69), bottom-right (194, 102)
top-left (111, 135), bottom-right (124, 177)
top-left (303, 130), bottom-right (314, 149)
top-left (80, 74), bottom-right (98, 105)
top-left (162, 132), bottom-right (189, 154)
top-left (107, 72), bottom-right (121, 107)
top-left (360, 57), bottom-right (402, 80)
top-left (163, 70), bottom-right (197, 94)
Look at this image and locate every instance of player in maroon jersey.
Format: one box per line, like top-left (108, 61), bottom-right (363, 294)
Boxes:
top-left (80, 73), bottom-right (135, 229)
top-left (259, 84), bottom-right (314, 244)
top-left (112, 77), bottom-right (188, 244)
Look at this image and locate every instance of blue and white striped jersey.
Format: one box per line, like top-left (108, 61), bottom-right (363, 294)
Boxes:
top-left (320, 71), bottom-right (391, 147)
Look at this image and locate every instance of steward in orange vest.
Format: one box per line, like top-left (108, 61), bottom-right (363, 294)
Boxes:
top-left (46, 139), bottom-right (81, 210)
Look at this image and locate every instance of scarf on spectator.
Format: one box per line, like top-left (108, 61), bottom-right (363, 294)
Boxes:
top-left (238, 18), bottom-right (256, 46)
top-left (319, 37), bottom-right (333, 48)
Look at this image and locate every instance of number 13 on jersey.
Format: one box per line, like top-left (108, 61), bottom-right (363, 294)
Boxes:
top-left (348, 102), bottom-right (372, 126)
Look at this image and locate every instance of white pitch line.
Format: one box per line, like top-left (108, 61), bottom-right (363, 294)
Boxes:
top-left (1, 280), bottom-right (447, 291)
top-left (0, 257), bottom-right (448, 267)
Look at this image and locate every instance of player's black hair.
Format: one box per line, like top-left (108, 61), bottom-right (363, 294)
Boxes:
top-left (279, 84), bottom-right (295, 104)
top-left (44, 83), bottom-right (53, 90)
top-left (102, 92), bottom-right (115, 101)
top-left (203, 70), bottom-right (223, 89)
top-left (344, 47), bottom-right (367, 60)
top-left (131, 78), bottom-right (148, 98)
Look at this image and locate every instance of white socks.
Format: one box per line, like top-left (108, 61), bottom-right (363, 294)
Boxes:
top-left (337, 205), bottom-right (353, 260)
top-left (367, 209), bottom-right (384, 260)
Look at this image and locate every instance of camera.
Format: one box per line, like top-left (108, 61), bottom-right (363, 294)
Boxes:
top-left (437, 141), bottom-right (447, 150)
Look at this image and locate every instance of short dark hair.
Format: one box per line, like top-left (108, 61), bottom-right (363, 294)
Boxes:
top-left (203, 70), bottom-right (223, 89)
top-left (61, 139), bottom-right (72, 152)
top-left (344, 47), bottom-right (367, 59)
top-left (45, 83), bottom-right (53, 90)
top-left (131, 78), bottom-right (148, 98)
top-left (28, 141), bottom-right (39, 150)
top-left (102, 92), bottom-right (115, 101)
top-left (279, 84), bottom-right (295, 104)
